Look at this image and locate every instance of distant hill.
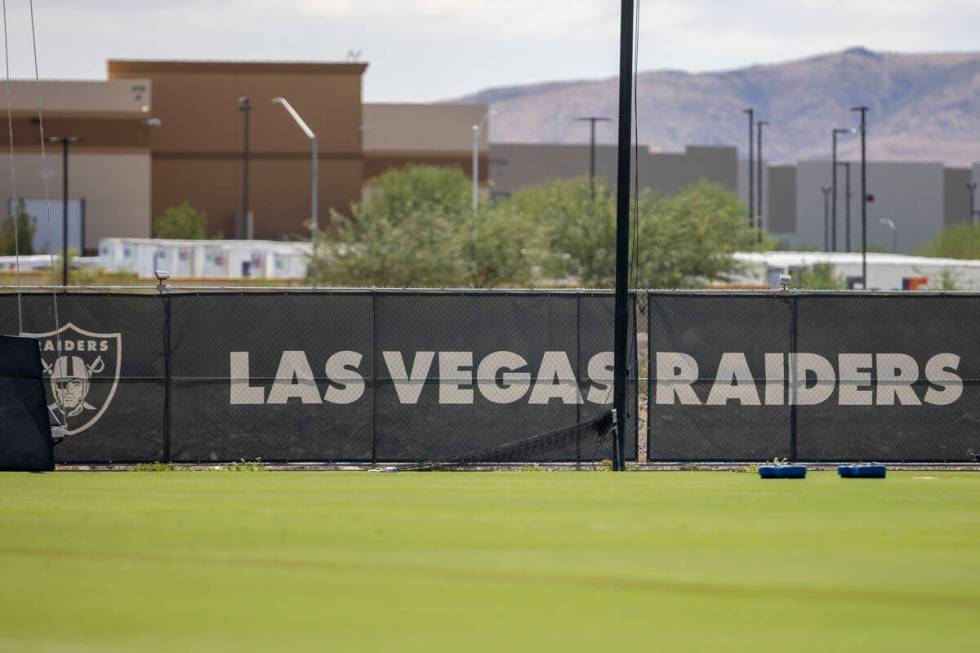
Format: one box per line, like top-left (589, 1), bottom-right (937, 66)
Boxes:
top-left (457, 48), bottom-right (980, 167)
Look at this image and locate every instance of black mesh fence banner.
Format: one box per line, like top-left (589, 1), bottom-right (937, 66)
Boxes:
top-left (371, 293), bottom-right (636, 462)
top-left (1, 290), bottom-right (635, 464)
top-left (647, 292), bottom-right (980, 462)
top-left (794, 295), bottom-right (980, 462)
top-left (168, 292), bottom-right (376, 462)
top-left (0, 293), bottom-right (164, 463)
top-left (647, 293), bottom-right (793, 461)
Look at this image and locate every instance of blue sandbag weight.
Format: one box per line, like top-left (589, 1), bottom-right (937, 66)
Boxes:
top-left (758, 465), bottom-right (807, 479)
top-left (838, 464), bottom-right (886, 478)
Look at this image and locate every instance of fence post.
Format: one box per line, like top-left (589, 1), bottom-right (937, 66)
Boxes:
top-left (789, 293), bottom-right (798, 462)
top-left (575, 292), bottom-right (582, 469)
top-left (646, 292), bottom-right (653, 463)
top-left (162, 292), bottom-right (172, 463)
top-left (371, 292), bottom-right (378, 466)
top-left (629, 292), bottom-right (638, 463)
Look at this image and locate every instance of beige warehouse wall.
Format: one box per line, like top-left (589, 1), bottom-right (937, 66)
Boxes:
top-left (0, 152), bottom-right (151, 251)
top-left (3, 79), bottom-right (151, 116)
top-left (363, 103), bottom-right (488, 153)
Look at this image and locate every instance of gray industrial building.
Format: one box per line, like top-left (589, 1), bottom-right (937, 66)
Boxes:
top-left (490, 142), bottom-right (979, 255)
top-left (489, 143), bottom-right (737, 199)
top-left (765, 159), bottom-right (977, 253)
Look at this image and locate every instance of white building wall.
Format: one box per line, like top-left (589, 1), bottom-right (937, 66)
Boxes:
top-left (98, 238), bottom-right (311, 279)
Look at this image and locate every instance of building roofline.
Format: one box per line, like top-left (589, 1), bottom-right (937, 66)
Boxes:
top-left (108, 59), bottom-right (368, 76)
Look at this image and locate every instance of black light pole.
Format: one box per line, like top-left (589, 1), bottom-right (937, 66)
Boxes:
top-left (575, 116), bottom-right (611, 199)
top-left (968, 181), bottom-right (977, 225)
top-left (756, 120), bottom-right (768, 237)
top-left (842, 161), bottom-right (852, 251)
top-left (612, 0), bottom-right (635, 472)
top-left (831, 128), bottom-right (847, 252)
top-left (47, 136), bottom-right (78, 286)
top-left (743, 108), bottom-right (754, 225)
top-left (851, 106), bottom-right (869, 286)
top-left (239, 96), bottom-right (253, 239)
top-left (821, 186), bottom-right (832, 251)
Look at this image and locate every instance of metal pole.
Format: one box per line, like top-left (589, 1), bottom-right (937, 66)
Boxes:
top-left (613, 0), bottom-right (635, 472)
top-left (311, 135), bottom-right (318, 245)
top-left (757, 120), bottom-right (767, 237)
top-left (968, 181), bottom-right (977, 225)
top-left (879, 218), bottom-right (897, 253)
top-left (471, 124), bottom-right (479, 212)
top-left (162, 289), bottom-right (172, 463)
top-left (843, 161), bottom-right (851, 251)
top-left (589, 119), bottom-right (596, 199)
top-left (61, 138), bottom-right (68, 286)
top-left (271, 97), bottom-right (317, 249)
top-left (239, 97), bottom-right (252, 239)
top-left (831, 130), bottom-right (838, 252)
top-left (852, 106), bottom-right (869, 286)
top-left (745, 109), bottom-right (754, 225)
top-left (575, 117), bottom-right (610, 200)
top-left (821, 186), bottom-right (831, 251)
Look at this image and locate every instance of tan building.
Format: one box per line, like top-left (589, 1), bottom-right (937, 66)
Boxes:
top-left (0, 79), bottom-right (153, 253)
top-left (0, 60), bottom-right (489, 253)
top-left (108, 60), bottom-right (368, 240)
top-left (362, 102), bottom-right (488, 196)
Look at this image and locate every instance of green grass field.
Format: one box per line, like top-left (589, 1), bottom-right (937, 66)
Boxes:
top-left (1, 471), bottom-right (978, 652)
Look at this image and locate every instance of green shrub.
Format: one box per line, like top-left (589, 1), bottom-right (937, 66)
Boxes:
top-left (225, 459), bottom-right (266, 472)
top-left (133, 462), bottom-right (178, 472)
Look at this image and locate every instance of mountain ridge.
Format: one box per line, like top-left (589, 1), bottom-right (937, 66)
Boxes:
top-left (456, 47), bottom-right (980, 166)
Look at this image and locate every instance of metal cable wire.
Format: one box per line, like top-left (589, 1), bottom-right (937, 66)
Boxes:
top-left (28, 0), bottom-right (64, 424)
top-left (1, 0), bottom-right (22, 333)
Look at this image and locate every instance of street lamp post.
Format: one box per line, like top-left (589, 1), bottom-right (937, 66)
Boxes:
top-left (968, 181), bottom-right (977, 225)
top-left (471, 110), bottom-right (495, 212)
top-left (879, 218), bottom-right (897, 252)
top-left (851, 106), bottom-right (870, 287)
top-left (831, 128), bottom-right (853, 252)
top-left (575, 116), bottom-right (611, 199)
top-left (821, 186), bottom-right (832, 252)
top-left (238, 97), bottom-right (253, 239)
top-left (47, 136), bottom-right (78, 286)
top-left (756, 120), bottom-right (768, 237)
top-left (843, 161), bottom-right (851, 251)
top-left (743, 108), bottom-right (754, 226)
top-left (271, 97), bottom-right (318, 249)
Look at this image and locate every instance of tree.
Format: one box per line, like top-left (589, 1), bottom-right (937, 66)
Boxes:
top-left (792, 264), bottom-right (846, 289)
top-left (363, 164), bottom-right (470, 222)
top-left (310, 168), bottom-right (771, 289)
top-left (153, 201), bottom-right (209, 239)
top-left (500, 178), bottom-right (760, 288)
top-left (471, 201), bottom-right (544, 287)
top-left (636, 181), bottom-right (763, 287)
top-left (309, 165), bottom-right (541, 287)
top-left (0, 199), bottom-right (36, 255)
top-left (918, 222), bottom-right (980, 259)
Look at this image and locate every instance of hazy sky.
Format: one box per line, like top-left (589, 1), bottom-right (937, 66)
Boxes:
top-left (3, 1), bottom-right (978, 101)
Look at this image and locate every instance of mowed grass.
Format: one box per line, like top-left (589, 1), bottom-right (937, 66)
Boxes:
top-left (0, 471), bottom-right (978, 652)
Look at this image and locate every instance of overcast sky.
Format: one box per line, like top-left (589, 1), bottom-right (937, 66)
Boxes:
top-left (3, 1), bottom-right (978, 101)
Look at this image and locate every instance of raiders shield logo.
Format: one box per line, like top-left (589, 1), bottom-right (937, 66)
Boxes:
top-left (21, 322), bottom-right (122, 435)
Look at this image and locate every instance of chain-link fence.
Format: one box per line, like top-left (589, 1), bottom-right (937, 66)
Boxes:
top-left (0, 289), bottom-right (637, 464)
top-left (647, 291), bottom-right (980, 462)
top-left (5, 287), bottom-right (973, 464)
